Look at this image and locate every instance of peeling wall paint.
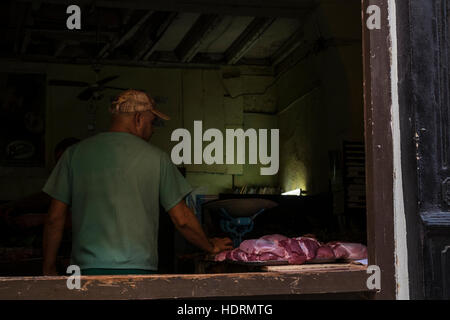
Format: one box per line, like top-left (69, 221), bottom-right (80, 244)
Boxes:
top-left (276, 1), bottom-right (364, 195)
top-left (388, 0), bottom-right (410, 300)
top-left (0, 62), bottom-right (279, 200)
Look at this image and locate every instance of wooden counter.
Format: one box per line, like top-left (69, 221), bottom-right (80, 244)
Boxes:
top-left (0, 264), bottom-right (373, 299)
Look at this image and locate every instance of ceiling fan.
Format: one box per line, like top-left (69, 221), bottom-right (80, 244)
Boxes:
top-left (48, 66), bottom-right (127, 101)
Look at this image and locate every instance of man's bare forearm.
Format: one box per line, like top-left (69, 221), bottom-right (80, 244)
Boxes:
top-left (43, 218), bottom-right (65, 271)
top-left (42, 199), bottom-right (67, 274)
top-left (170, 204), bottom-right (215, 253)
top-left (169, 201), bottom-right (233, 254)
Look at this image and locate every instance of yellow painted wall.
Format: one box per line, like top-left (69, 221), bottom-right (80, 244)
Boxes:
top-left (0, 0), bottom-right (363, 200)
top-left (0, 62), bottom-right (278, 200)
top-left (276, 0), bottom-right (364, 195)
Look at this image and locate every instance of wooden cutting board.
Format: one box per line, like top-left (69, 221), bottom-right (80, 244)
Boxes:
top-left (261, 263), bottom-right (367, 272)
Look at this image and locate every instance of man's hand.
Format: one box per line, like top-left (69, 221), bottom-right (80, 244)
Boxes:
top-left (208, 237), bottom-right (233, 254)
top-left (168, 201), bottom-right (233, 254)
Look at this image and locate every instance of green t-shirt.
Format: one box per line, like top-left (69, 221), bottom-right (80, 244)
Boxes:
top-left (42, 132), bottom-right (192, 271)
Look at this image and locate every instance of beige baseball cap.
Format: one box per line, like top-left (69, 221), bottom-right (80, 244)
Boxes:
top-left (110, 89), bottom-right (170, 120)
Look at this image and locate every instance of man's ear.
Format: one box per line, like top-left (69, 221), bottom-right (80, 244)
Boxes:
top-left (134, 112), bottom-right (142, 128)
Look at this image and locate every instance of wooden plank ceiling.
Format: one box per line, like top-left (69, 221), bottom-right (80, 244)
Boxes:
top-left (1, 0), bottom-right (317, 69)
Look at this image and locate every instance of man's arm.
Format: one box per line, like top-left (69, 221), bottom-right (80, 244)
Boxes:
top-left (42, 199), bottom-right (68, 275)
top-left (168, 200), bottom-right (233, 254)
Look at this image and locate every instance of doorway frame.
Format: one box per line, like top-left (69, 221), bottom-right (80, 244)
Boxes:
top-left (0, 0), bottom-right (399, 300)
top-left (362, 0), bottom-right (397, 300)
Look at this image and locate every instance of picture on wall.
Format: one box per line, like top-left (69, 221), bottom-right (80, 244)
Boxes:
top-left (0, 73), bottom-right (46, 167)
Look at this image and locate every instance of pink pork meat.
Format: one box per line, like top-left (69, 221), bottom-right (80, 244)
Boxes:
top-left (294, 237), bottom-right (321, 261)
top-left (327, 242), bottom-right (367, 260)
top-left (226, 248), bottom-right (249, 262)
top-left (315, 245), bottom-right (336, 260)
top-left (214, 250), bottom-right (228, 262)
top-left (239, 239), bottom-right (287, 258)
top-left (279, 238), bottom-right (307, 264)
top-left (257, 253), bottom-right (282, 261)
top-left (260, 234), bottom-right (289, 243)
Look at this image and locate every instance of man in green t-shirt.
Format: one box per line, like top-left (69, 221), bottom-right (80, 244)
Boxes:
top-left (42, 89), bottom-right (232, 275)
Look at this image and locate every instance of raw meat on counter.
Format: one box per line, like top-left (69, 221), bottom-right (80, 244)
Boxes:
top-left (278, 238), bottom-right (307, 264)
top-left (222, 237), bottom-right (307, 264)
top-left (294, 236), bottom-right (320, 260)
top-left (326, 242), bottom-right (367, 260)
top-left (215, 250), bottom-right (228, 262)
top-left (315, 245), bottom-right (336, 260)
top-left (239, 238), bottom-right (286, 257)
top-left (226, 248), bottom-right (249, 262)
top-left (214, 234), bottom-right (367, 265)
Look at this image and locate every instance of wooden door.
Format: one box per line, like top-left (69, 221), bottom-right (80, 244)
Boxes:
top-left (397, 0), bottom-right (450, 299)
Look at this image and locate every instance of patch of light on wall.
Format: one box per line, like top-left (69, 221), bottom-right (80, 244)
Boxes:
top-left (282, 188), bottom-right (302, 196)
